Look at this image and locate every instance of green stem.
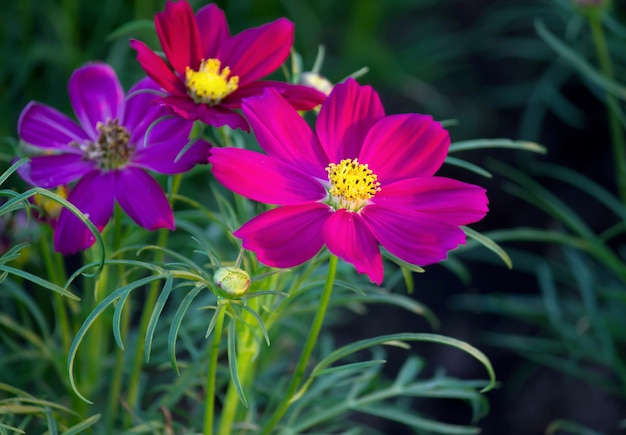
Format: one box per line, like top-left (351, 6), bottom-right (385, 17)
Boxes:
top-left (589, 12), bottom-right (626, 204)
top-left (260, 255), bottom-right (338, 434)
top-left (204, 303), bottom-right (227, 435)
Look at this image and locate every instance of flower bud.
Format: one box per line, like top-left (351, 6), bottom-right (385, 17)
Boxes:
top-left (213, 266), bottom-right (251, 298)
top-left (299, 72), bottom-right (333, 96)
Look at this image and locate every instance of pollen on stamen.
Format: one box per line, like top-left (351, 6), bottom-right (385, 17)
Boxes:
top-left (325, 158), bottom-right (381, 212)
top-left (185, 58), bottom-right (239, 105)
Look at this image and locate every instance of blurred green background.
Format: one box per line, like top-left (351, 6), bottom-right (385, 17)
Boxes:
top-left (3, 0), bottom-right (626, 433)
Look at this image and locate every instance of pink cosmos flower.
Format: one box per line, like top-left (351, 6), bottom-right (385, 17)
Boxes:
top-left (209, 79), bottom-right (489, 284)
top-left (130, 1), bottom-right (326, 131)
top-left (17, 63), bottom-right (211, 254)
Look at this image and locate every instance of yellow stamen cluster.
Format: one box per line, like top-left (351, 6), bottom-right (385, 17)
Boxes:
top-left (185, 58), bottom-right (239, 105)
top-left (325, 158), bottom-right (381, 212)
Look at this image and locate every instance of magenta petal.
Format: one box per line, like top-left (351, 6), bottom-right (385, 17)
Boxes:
top-left (372, 177), bottom-right (489, 222)
top-left (218, 18), bottom-right (294, 85)
top-left (361, 204), bottom-right (468, 267)
top-left (360, 114), bottom-right (449, 182)
top-left (133, 138), bottom-right (211, 174)
top-left (241, 88), bottom-right (328, 178)
top-left (130, 39), bottom-right (186, 95)
top-left (210, 147), bottom-right (326, 205)
top-left (115, 167), bottom-right (174, 231)
top-left (196, 3), bottom-right (229, 58)
top-left (227, 81), bottom-right (326, 110)
top-left (196, 104), bottom-right (249, 131)
top-left (158, 95), bottom-right (200, 121)
top-left (155, 0), bottom-right (203, 74)
top-left (24, 154), bottom-right (96, 188)
top-left (234, 203), bottom-right (331, 268)
top-left (18, 102), bottom-right (89, 151)
top-left (54, 171), bottom-right (114, 254)
top-left (316, 78), bottom-right (385, 162)
top-left (323, 210), bottom-right (383, 284)
top-left (69, 64), bottom-right (125, 140)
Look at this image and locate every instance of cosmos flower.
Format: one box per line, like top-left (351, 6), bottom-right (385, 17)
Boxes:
top-left (17, 63), bottom-right (211, 254)
top-left (130, 1), bottom-right (326, 131)
top-left (209, 79), bottom-right (488, 284)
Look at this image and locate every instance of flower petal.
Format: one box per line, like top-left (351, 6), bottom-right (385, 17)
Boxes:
top-left (54, 171), bottom-right (114, 254)
top-left (18, 102), bottom-right (89, 151)
top-left (158, 95), bottom-right (199, 121)
top-left (196, 3), bottom-right (229, 58)
top-left (68, 63), bottom-right (125, 140)
top-left (234, 203), bottom-right (330, 268)
top-left (227, 81), bottom-right (326, 111)
top-left (218, 18), bottom-right (293, 85)
top-left (359, 114), bottom-right (449, 182)
top-left (155, 0), bottom-right (203, 74)
top-left (196, 104), bottom-right (249, 131)
top-left (241, 88), bottom-right (328, 178)
top-left (129, 39), bottom-right (186, 95)
top-left (115, 167), bottom-right (174, 230)
top-left (21, 154), bottom-right (96, 188)
top-left (316, 78), bottom-right (385, 162)
top-left (210, 147), bottom-right (326, 205)
top-left (132, 138), bottom-right (211, 174)
top-left (323, 210), bottom-right (383, 284)
top-left (372, 177), bottom-right (489, 222)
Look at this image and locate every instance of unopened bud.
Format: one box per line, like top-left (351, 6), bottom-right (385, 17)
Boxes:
top-left (214, 266), bottom-right (251, 298)
top-left (299, 72), bottom-right (333, 96)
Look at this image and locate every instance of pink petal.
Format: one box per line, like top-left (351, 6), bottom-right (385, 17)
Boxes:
top-left (18, 102), bottom-right (89, 151)
top-left (54, 171), bottom-right (115, 254)
top-left (218, 18), bottom-right (293, 86)
top-left (226, 81), bottom-right (326, 110)
top-left (115, 167), bottom-right (174, 230)
top-left (196, 3), bottom-right (229, 58)
top-left (210, 147), bottom-right (326, 205)
top-left (68, 64), bottom-right (125, 140)
top-left (316, 78), bottom-right (385, 162)
top-left (372, 177), bottom-right (488, 222)
top-left (22, 154), bottom-right (96, 188)
top-left (132, 138), bottom-right (211, 174)
top-left (158, 95), bottom-right (199, 121)
top-left (234, 203), bottom-right (331, 268)
top-left (129, 39), bottom-right (186, 95)
top-left (196, 104), bottom-right (249, 131)
top-left (359, 114), bottom-right (449, 182)
top-left (361, 204), bottom-right (469, 267)
top-left (155, 0), bottom-right (203, 74)
top-left (323, 210), bottom-right (383, 285)
top-left (241, 88), bottom-right (328, 179)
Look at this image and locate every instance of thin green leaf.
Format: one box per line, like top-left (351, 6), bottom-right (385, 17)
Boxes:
top-left (314, 360), bottom-right (387, 377)
top-left (0, 266), bottom-right (79, 300)
top-left (60, 414), bottom-right (101, 435)
top-left (462, 226), bottom-right (512, 269)
top-left (445, 156), bottom-right (492, 178)
top-left (0, 158), bottom-right (28, 187)
top-left (168, 283), bottom-right (207, 375)
top-left (448, 138), bottom-right (546, 154)
top-left (240, 304), bottom-right (270, 346)
top-left (145, 274), bottom-right (173, 363)
top-left (106, 18), bottom-right (153, 41)
top-left (112, 291), bottom-right (132, 351)
top-left (227, 319), bottom-right (248, 407)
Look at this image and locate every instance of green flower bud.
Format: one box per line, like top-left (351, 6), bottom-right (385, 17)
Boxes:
top-left (214, 266), bottom-right (251, 298)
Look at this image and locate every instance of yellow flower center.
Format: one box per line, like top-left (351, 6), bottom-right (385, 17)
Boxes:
top-left (325, 158), bottom-right (381, 212)
top-left (185, 58), bottom-right (239, 105)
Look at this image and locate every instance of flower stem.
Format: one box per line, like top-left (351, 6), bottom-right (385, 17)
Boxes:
top-left (589, 11), bottom-right (626, 203)
top-left (260, 254), bottom-right (339, 434)
top-left (204, 302), bottom-right (227, 435)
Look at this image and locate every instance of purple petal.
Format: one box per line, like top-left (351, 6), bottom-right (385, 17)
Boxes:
top-left (218, 18), bottom-right (293, 85)
top-left (210, 147), bottom-right (326, 205)
top-left (196, 104), bottom-right (249, 131)
top-left (234, 203), bottom-right (331, 268)
top-left (196, 3), bottom-right (230, 58)
top-left (22, 154), bottom-right (96, 188)
top-left (54, 171), bottom-right (115, 254)
top-left (316, 78), bottom-right (385, 162)
top-left (359, 114), bottom-right (449, 182)
top-left (115, 167), bottom-right (174, 231)
top-left (362, 204), bottom-right (469, 267)
top-left (69, 63), bottom-right (125, 139)
top-left (323, 210), bottom-right (383, 285)
top-left (132, 138), bottom-right (211, 174)
top-left (371, 177), bottom-right (488, 222)
top-left (241, 88), bottom-right (328, 178)
top-left (18, 102), bottom-right (89, 151)
top-left (155, 0), bottom-right (203, 74)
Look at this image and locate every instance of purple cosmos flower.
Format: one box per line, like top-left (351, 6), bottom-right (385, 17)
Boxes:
top-left (17, 63), bottom-right (211, 254)
top-left (129, 1), bottom-right (326, 131)
top-left (209, 79), bottom-right (488, 284)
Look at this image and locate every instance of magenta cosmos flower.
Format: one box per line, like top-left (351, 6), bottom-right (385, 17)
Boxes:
top-left (209, 79), bottom-right (489, 284)
top-left (130, 1), bottom-right (326, 131)
top-left (18, 63), bottom-right (211, 254)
